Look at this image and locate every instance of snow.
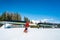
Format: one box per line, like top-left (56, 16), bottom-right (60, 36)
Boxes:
top-left (0, 24), bottom-right (60, 40)
top-left (0, 28), bottom-right (60, 40)
top-left (1, 24), bottom-right (12, 29)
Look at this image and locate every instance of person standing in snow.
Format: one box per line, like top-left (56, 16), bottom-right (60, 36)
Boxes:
top-left (24, 21), bottom-right (29, 33)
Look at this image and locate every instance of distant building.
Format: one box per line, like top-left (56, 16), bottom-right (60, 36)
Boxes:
top-left (37, 22), bottom-right (60, 28)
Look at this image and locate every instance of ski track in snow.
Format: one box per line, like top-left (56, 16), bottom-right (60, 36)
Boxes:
top-left (0, 28), bottom-right (60, 40)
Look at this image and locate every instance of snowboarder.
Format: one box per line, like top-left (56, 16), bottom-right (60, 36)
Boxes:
top-left (24, 21), bottom-right (29, 33)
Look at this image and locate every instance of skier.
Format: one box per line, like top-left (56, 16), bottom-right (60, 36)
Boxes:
top-left (24, 21), bottom-right (29, 33)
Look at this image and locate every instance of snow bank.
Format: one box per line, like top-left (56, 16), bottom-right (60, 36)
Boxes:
top-left (0, 28), bottom-right (60, 40)
top-left (1, 24), bottom-right (12, 29)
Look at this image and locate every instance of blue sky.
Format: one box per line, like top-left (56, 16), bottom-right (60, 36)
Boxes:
top-left (0, 0), bottom-right (60, 22)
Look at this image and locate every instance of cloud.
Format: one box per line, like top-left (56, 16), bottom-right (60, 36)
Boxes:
top-left (31, 20), bottom-right (40, 23)
top-left (31, 18), bottom-right (54, 23)
top-left (31, 18), bottom-right (60, 23)
top-left (40, 18), bottom-right (60, 23)
top-left (41, 18), bottom-right (54, 22)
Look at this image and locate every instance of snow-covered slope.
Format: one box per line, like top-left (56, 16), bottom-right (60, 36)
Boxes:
top-left (0, 28), bottom-right (60, 40)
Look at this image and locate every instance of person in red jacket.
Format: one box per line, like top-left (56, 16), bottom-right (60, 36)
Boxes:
top-left (24, 21), bottom-right (29, 33)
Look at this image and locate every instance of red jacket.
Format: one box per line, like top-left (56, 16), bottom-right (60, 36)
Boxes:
top-left (25, 21), bottom-right (29, 28)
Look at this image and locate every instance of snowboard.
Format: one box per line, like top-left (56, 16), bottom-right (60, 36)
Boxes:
top-left (24, 30), bottom-right (27, 33)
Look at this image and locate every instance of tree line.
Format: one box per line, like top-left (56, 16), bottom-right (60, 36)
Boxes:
top-left (0, 11), bottom-right (30, 22)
